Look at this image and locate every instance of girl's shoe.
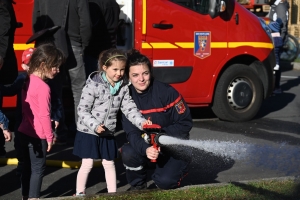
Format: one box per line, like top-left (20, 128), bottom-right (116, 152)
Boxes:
top-left (73, 192), bottom-right (85, 197)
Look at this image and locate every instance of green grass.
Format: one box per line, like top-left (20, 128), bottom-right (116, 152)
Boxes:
top-left (294, 57), bottom-right (300, 63)
top-left (70, 179), bottom-right (300, 200)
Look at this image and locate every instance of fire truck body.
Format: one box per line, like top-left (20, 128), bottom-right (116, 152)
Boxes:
top-left (8, 0), bottom-right (275, 122)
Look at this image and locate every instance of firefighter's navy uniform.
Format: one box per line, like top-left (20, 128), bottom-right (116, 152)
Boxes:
top-left (121, 79), bottom-right (193, 189)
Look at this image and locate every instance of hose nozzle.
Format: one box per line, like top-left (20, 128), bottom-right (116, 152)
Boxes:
top-left (154, 133), bottom-right (165, 146)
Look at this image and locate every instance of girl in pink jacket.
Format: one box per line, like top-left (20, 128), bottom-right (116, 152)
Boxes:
top-left (18, 44), bottom-right (64, 200)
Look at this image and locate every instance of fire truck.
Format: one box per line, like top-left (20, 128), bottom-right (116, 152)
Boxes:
top-left (8, 0), bottom-right (275, 122)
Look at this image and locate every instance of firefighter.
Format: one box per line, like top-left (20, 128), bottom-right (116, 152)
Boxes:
top-left (121, 49), bottom-right (193, 190)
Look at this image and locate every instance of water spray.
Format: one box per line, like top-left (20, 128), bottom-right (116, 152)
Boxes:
top-left (143, 124), bottom-right (165, 162)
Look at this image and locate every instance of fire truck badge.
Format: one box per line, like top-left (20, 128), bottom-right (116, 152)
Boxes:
top-left (194, 31), bottom-right (211, 59)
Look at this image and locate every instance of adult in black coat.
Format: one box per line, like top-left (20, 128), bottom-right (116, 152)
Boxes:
top-left (32, 0), bottom-right (92, 142)
top-left (84, 0), bottom-right (120, 78)
top-left (0, 0), bottom-right (18, 157)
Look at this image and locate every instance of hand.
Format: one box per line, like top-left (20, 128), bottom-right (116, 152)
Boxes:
top-left (3, 129), bottom-right (12, 142)
top-left (47, 141), bottom-right (53, 152)
top-left (54, 121), bottom-right (59, 129)
top-left (95, 124), bottom-right (105, 134)
top-left (146, 146), bottom-right (160, 160)
top-left (142, 119), bottom-right (152, 126)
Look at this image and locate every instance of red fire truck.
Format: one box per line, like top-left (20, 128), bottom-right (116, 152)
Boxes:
top-left (8, 0), bottom-right (275, 122)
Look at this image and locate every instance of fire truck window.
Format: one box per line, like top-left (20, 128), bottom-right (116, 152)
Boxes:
top-left (169, 0), bottom-right (209, 14)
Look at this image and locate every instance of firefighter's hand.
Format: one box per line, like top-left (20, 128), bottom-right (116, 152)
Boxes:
top-left (3, 129), bottom-right (12, 142)
top-left (146, 146), bottom-right (160, 160)
top-left (47, 141), bottom-right (53, 152)
top-left (95, 124), bottom-right (105, 134)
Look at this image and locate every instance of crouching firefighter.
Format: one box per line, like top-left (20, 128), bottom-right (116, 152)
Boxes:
top-left (120, 49), bottom-right (193, 190)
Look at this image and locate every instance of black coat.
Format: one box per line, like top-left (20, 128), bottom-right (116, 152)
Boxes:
top-left (32, 0), bottom-right (92, 54)
top-left (85, 0), bottom-right (120, 58)
top-left (122, 80), bottom-right (193, 156)
top-left (0, 0), bottom-right (17, 84)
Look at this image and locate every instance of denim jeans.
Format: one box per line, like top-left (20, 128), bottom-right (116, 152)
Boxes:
top-left (20, 133), bottom-right (47, 198)
top-left (67, 46), bottom-right (86, 124)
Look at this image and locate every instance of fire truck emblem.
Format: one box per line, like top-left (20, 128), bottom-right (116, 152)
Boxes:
top-left (194, 31), bottom-right (211, 59)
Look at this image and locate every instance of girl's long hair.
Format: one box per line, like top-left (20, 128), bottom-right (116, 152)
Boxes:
top-left (27, 44), bottom-right (65, 76)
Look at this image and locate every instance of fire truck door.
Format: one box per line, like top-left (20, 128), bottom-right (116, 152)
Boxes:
top-left (143, 0), bottom-right (228, 99)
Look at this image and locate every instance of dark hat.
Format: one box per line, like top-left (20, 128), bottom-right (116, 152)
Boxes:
top-left (268, 18), bottom-right (283, 32)
top-left (26, 26), bottom-right (61, 44)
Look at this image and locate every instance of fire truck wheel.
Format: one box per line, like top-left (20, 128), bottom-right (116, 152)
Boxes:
top-left (212, 64), bottom-right (263, 122)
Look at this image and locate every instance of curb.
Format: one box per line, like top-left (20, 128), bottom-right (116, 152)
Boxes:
top-left (292, 62), bottom-right (300, 70)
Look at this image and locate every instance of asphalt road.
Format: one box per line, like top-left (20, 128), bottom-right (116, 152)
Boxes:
top-left (1, 67), bottom-right (300, 199)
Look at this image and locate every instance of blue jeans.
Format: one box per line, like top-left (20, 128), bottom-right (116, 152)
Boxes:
top-left (20, 133), bottom-right (47, 198)
top-left (67, 46), bottom-right (86, 125)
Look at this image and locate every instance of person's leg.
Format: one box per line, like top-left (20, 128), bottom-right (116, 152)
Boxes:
top-left (152, 155), bottom-right (189, 189)
top-left (28, 138), bottom-right (47, 198)
top-left (121, 143), bottom-right (148, 188)
top-left (102, 159), bottom-right (116, 193)
top-left (274, 68), bottom-right (281, 88)
top-left (68, 46), bottom-right (86, 125)
top-left (14, 130), bottom-right (24, 176)
top-left (20, 133), bottom-right (31, 198)
top-left (83, 54), bottom-right (98, 79)
top-left (0, 130), bottom-right (5, 157)
top-left (76, 158), bottom-right (93, 194)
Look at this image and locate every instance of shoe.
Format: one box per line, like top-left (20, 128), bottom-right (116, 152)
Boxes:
top-left (129, 183), bottom-right (147, 191)
top-left (53, 138), bottom-right (67, 145)
top-left (273, 88), bottom-right (282, 94)
top-left (273, 64), bottom-right (279, 70)
top-left (73, 192), bottom-right (85, 197)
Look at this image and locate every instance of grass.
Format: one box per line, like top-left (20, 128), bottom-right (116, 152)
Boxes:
top-left (69, 178), bottom-right (300, 200)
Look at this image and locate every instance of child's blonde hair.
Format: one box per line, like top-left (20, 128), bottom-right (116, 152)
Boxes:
top-left (98, 48), bottom-right (127, 70)
top-left (28, 44), bottom-right (65, 76)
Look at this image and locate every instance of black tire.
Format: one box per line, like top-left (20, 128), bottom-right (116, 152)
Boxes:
top-left (212, 64), bottom-right (264, 122)
top-left (280, 34), bottom-right (300, 62)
